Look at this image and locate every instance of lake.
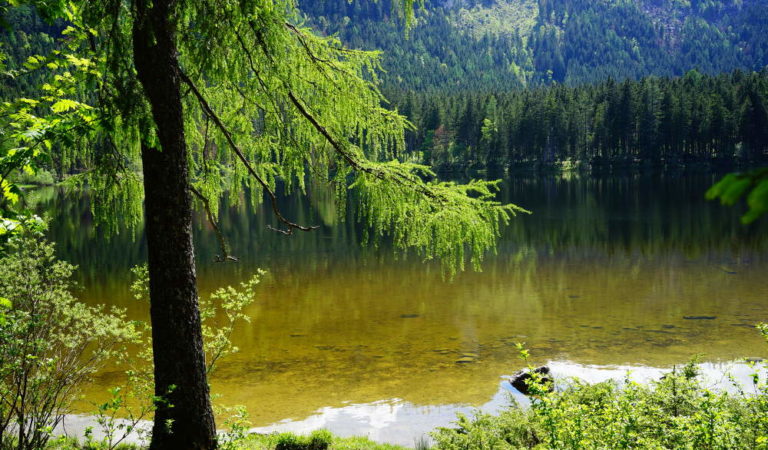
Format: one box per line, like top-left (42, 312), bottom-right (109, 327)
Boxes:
top-left (37, 171), bottom-right (768, 446)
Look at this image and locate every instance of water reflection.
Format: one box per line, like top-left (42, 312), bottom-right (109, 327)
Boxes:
top-left (35, 172), bottom-right (768, 439)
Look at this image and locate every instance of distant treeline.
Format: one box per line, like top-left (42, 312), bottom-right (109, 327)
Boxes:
top-left (386, 70), bottom-right (768, 171)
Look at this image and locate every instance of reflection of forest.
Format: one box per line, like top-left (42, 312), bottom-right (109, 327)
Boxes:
top-left (36, 172), bottom-right (768, 285)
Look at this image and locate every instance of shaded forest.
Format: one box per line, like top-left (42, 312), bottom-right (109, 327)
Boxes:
top-left (386, 70), bottom-right (768, 171)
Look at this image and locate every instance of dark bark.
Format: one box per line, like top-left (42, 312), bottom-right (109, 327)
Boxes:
top-left (132, 0), bottom-right (217, 448)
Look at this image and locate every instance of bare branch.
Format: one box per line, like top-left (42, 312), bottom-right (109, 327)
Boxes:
top-left (188, 185), bottom-right (235, 262)
top-left (266, 225), bottom-right (295, 235)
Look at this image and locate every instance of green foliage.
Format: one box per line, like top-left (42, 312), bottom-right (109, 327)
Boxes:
top-left (300, 0), bottom-right (534, 91)
top-left (707, 168), bottom-right (768, 223)
top-left (243, 430), bottom-right (407, 450)
top-left (129, 265), bottom-right (264, 376)
top-left (203, 269), bottom-right (267, 374)
top-left (12, 167), bottom-right (55, 185)
top-left (351, 165), bottom-right (528, 274)
top-left (433, 410), bottom-right (539, 449)
top-left (0, 0), bottom-right (523, 274)
top-left (433, 340), bottom-right (768, 449)
top-left (454, 0), bottom-right (539, 40)
top-left (0, 15), bottom-right (103, 238)
top-left (0, 296), bottom-right (10, 326)
top-left (0, 234), bottom-right (136, 449)
top-left (300, 0), bottom-right (768, 89)
top-left (42, 435), bottom-right (139, 449)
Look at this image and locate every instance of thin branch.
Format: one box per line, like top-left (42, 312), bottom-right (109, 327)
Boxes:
top-left (286, 91), bottom-right (443, 202)
top-left (188, 185), bottom-right (237, 262)
top-left (179, 70), bottom-right (319, 235)
top-left (284, 23), bottom-right (332, 64)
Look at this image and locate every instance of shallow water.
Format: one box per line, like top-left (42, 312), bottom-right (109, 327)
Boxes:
top-left (37, 171), bottom-right (768, 444)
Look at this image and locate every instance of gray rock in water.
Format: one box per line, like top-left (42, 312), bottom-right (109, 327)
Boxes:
top-left (508, 366), bottom-right (553, 395)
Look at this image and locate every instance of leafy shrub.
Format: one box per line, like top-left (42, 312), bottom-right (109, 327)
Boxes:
top-left (85, 266), bottom-right (265, 449)
top-left (0, 235), bottom-right (136, 449)
top-left (433, 337), bottom-right (768, 449)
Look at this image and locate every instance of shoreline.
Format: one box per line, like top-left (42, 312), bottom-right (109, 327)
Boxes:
top-left (56, 359), bottom-right (763, 449)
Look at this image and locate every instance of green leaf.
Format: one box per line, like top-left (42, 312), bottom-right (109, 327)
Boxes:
top-left (710, 169), bottom-right (768, 224)
top-left (50, 99), bottom-right (79, 113)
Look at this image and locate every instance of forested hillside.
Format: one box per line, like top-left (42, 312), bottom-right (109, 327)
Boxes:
top-left (2, 1), bottom-right (767, 175)
top-left (389, 70), bottom-right (768, 170)
top-left (0, 6), bottom-right (62, 98)
top-left (299, 0), bottom-right (768, 89)
top-left (5, 1), bottom-right (768, 92)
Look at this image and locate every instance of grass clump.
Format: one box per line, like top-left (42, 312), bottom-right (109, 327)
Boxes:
top-left (243, 430), bottom-right (407, 450)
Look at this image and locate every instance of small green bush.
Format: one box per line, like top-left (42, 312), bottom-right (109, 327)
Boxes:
top-left (433, 355), bottom-right (768, 449)
top-left (275, 430), bottom-right (333, 450)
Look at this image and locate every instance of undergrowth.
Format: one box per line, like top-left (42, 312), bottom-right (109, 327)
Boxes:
top-left (432, 330), bottom-right (768, 449)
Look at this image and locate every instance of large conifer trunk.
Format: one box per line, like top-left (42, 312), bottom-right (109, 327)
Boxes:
top-left (132, 0), bottom-right (217, 448)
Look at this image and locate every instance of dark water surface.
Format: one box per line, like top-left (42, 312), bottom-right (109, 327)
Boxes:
top-left (37, 172), bottom-right (768, 445)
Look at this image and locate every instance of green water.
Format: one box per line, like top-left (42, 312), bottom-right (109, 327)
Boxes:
top-left (36, 172), bottom-right (768, 436)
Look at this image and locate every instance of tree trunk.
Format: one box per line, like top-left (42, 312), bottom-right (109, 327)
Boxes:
top-left (132, 1), bottom-right (217, 448)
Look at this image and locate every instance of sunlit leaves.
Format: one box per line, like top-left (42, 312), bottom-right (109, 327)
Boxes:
top-left (0, 180), bottom-right (19, 205)
top-left (0, 236), bottom-right (136, 448)
top-left (350, 161), bottom-right (529, 275)
top-left (50, 98), bottom-right (84, 113)
top-left (0, 295), bottom-right (10, 326)
top-left (0, 17), bottom-right (104, 238)
top-left (168, 0), bottom-right (525, 272)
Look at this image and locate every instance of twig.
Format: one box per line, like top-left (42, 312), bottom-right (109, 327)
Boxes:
top-left (188, 185), bottom-right (236, 262)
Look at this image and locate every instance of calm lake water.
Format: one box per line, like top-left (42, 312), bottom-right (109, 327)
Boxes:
top-left (36, 171), bottom-right (768, 446)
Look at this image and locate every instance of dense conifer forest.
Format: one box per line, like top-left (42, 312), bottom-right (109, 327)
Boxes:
top-left (387, 70), bottom-right (768, 171)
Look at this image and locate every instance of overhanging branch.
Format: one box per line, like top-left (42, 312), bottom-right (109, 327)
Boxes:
top-left (233, 22), bottom-right (446, 203)
top-left (179, 70), bottom-right (319, 236)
